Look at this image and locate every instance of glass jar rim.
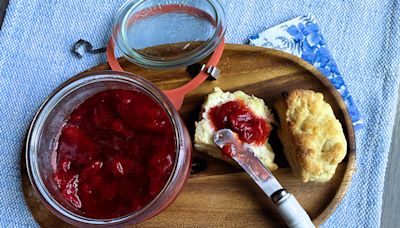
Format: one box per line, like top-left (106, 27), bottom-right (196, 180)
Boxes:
top-left (25, 71), bottom-right (190, 226)
top-left (112, 0), bottom-right (226, 69)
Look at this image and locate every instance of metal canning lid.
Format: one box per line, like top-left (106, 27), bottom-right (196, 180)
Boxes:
top-left (112, 0), bottom-right (226, 69)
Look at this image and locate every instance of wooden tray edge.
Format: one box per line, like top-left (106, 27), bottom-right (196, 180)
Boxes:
top-left (250, 46), bottom-right (357, 224)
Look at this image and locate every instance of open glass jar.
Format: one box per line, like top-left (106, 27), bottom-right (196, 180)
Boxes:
top-left (26, 0), bottom-right (226, 226)
top-left (26, 71), bottom-right (192, 227)
top-left (112, 0), bottom-right (226, 69)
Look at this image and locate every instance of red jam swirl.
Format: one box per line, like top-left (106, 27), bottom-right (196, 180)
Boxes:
top-left (53, 89), bottom-right (176, 219)
top-left (208, 100), bottom-right (271, 145)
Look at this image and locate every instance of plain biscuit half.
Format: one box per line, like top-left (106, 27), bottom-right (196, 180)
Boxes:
top-left (274, 89), bottom-right (347, 182)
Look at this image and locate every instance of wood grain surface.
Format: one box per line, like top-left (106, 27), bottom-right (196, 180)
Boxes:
top-left (22, 44), bottom-right (356, 227)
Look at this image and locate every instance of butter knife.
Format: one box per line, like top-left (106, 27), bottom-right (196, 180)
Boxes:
top-left (213, 129), bottom-right (315, 228)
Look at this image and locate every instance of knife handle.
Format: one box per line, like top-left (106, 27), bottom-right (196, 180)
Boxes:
top-left (273, 190), bottom-right (315, 228)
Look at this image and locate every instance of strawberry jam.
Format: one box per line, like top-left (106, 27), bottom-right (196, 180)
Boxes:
top-left (208, 100), bottom-right (271, 145)
top-left (53, 89), bottom-right (176, 219)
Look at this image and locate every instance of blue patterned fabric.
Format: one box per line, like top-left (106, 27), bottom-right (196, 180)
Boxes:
top-left (0, 0), bottom-right (399, 227)
top-left (249, 15), bottom-right (364, 130)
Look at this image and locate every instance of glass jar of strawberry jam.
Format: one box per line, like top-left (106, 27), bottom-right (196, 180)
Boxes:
top-left (25, 71), bottom-right (191, 226)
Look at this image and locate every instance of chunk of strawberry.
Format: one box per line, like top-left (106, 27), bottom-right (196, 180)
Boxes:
top-left (240, 125), bottom-right (255, 143)
top-left (87, 175), bottom-right (103, 193)
top-left (149, 176), bottom-right (164, 197)
top-left (99, 180), bottom-right (118, 200)
top-left (118, 177), bottom-right (144, 200)
top-left (79, 182), bottom-right (91, 199)
top-left (126, 141), bottom-right (144, 161)
top-left (79, 182), bottom-right (97, 214)
top-left (109, 157), bottom-right (135, 177)
top-left (252, 119), bottom-right (270, 143)
top-left (148, 152), bottom-right (174, 179)
top-left (111, 119), bottom-right (133, 138)
top-left (133, 161), bottom-right (145, 177)
top-left (147, 151), bottom-right (174, 196)
top-left (111, 160), bottom-right (124, 176)
top-left (114, 90), bottom-right (137, 115)
top-left (115, 91), bottom-right (163, 131)
top-left (81, 161), bottom-right (103, 179)
top-left (146, 111), bottom-right (169, 133)
top-left (62, 174), bottom-right (82, 208)
top-left (92, 104), bottom-right (114, 129)
top-left (222, 144), bottom-right (237, 158)
top-left (59, 125), bottom-right (98, 165)
top-left (53, 171), bottom-right (71, 189)
top-left (58, 158), bottom-right (72, 172)
top-left (114, 90), bottom-right (137, 105)
top-left (131, 198), bottom-right (144, 211)
top-left (229, 109), bottom-right (253, 125)
top-left (110, 135), bottom-right (128, 151)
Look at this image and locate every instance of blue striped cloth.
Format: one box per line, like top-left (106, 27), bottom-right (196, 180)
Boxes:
top-left (0, 0), bottom-right (399, 227)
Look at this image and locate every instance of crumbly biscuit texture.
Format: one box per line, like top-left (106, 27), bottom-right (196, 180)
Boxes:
top-left (274, 89), bottom-right (347, 182)
top-left (194, 87), bottom-right (277, 170)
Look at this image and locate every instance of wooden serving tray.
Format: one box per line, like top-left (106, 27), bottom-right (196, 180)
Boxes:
top-left (22, 44), bottom-right (356, 227)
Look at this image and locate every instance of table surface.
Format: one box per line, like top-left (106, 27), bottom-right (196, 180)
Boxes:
top-left (0, 0), bottom-right (398, 226)
top-left (0, 0), bottom-right (9, 29)
top-left (381, 87), bottom-right (400, 228)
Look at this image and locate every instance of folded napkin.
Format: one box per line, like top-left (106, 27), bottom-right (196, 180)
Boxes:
top-left (249, 15), bottom-right (364, 130)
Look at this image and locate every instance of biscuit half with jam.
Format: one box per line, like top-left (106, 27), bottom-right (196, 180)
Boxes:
top-left (194, 87), bottom-right (278, 170)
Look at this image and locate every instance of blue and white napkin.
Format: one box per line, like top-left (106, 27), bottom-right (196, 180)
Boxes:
top-left (249, 15), bottom-right (364, 130)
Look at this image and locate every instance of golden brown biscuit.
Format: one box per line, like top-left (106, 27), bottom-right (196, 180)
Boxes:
top-left (274, 89), bottom-right (347, 182)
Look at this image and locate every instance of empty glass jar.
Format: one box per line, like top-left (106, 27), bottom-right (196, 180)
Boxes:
top-left (112, 0), bottom-right (226, 69)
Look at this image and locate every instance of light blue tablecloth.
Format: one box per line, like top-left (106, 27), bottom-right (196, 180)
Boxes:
top-left (1, 0), bottom-right (399, 227)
